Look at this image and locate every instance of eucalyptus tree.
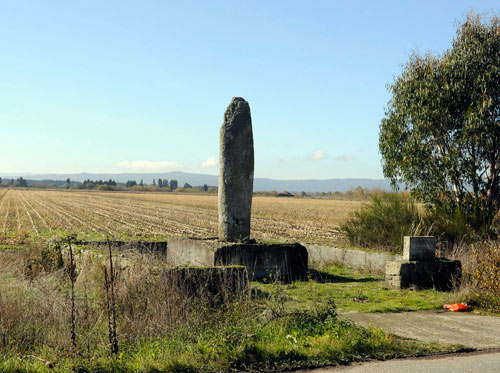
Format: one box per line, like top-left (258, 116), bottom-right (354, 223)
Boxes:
top-left (379, 13), bottom-right (500, 228)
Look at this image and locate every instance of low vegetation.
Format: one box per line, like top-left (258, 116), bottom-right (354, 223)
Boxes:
top-left (0, 244), bottom-right (458, 372)
top-left (340, 191), bottom-right (498, 251)
top-left (448, 240), bottom-right (500, 313)
top-left (468, 241), bottom-right (500, 312)
top-left (340, 192), bottom-right (424, 252)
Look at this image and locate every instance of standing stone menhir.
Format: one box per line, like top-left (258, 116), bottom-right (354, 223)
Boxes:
top-left (218, 97), bottom-right (254, 242)
top-left (166, 97), bottom-right (308, 283)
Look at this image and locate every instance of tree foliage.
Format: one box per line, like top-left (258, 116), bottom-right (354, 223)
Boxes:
top-left (379, 13), bottom-right (500, 230)
top-left (14, 177), bottom-right (28, 188)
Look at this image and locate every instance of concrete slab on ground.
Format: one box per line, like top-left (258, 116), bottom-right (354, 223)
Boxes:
top-left (341, 310), bottom-right (500, 350)
top-left (302, 350), bottom-right (500, 373)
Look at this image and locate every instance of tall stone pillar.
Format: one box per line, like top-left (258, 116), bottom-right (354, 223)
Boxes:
top-left (218, 97), bottom-right (254, 242)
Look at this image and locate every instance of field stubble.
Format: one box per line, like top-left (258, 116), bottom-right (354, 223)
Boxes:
top-left (0, 189), bottom-right (362, 245)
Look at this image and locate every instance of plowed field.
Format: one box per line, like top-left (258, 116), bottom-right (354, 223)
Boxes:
top-left (0, 189), bottom-right (361, 245)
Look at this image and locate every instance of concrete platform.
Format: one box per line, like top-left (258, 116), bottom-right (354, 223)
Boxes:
top-left (166, 237), bottom-right (308, 282)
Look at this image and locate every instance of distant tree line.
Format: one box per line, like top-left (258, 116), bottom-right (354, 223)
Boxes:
top-left (78, 179), bottom-right (117, 189)
top-left (0, 178), bottom-right (381, 198)
top-left (0, 176), bottom-right (220, 193)
top-left (0, 177), bottom-right (378, 199)
top-left (0, 177), bottom-right (28, 187)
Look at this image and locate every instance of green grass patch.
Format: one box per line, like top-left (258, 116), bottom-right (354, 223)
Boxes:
top-left (253, 264), bottom-right (450, 313)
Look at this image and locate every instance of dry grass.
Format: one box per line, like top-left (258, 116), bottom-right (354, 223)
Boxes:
top-left (0, 189), bottom-right (362, 245)
top-left (449, 241), bottom-right (500, 312)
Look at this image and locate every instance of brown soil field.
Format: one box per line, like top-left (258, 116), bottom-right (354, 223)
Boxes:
top-left (0, 189), bottom-right (362, 245)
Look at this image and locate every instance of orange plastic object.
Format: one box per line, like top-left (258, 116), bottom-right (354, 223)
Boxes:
top-left (443, 303), bottom-right (468, 312)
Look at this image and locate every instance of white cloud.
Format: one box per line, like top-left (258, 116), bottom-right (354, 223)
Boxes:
top-left (308, 150), bottom-right (326, 161)
top-left (201, 155), bottom-right (218, 168)
top-left (117, 160), bottom-right (182, 172)
top-left (335, 155), bottom-right (355, 162)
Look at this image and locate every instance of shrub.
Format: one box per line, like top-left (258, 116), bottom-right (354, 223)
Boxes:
top-left (468, 241), bottom-right (500, 312)
top-left (423, 205), bottom-right (473, 247)
top-left (341, 192), bottom-right (425, 252)
top-left (96, 184), bottom-right (114, 191)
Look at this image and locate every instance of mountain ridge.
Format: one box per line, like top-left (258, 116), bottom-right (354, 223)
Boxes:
top-left (0, 171), bottom-right (393, 193)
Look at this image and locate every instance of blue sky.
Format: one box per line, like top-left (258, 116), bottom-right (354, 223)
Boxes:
top-left (1, 1), bottom-right (498, 179)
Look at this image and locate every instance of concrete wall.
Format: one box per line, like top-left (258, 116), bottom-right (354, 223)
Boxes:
top-left (305, 244), bottom-right (403, 274)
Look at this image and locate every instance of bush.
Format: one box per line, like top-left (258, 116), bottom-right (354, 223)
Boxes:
top-left (341, 192), bottom-right (425, 252)
top-left (423, 205), bottom-right (474, 246)
top-left (468, 241), bottom-right (500, 312)
top-left (96, 184), bottom-right (114, 191)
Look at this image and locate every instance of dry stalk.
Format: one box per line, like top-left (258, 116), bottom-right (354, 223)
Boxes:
top-left (105, 237), bottom-right (118, 354)
top-left (67, 237), bottom-right (77, 353)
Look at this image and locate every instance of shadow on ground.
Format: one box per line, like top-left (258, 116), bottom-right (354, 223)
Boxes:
top-left (308, 269), bottom-right (379, 284)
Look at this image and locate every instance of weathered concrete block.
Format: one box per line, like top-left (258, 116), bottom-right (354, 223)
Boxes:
top-left (215, 243), bottom-right (308, 283)
top-left (385, 259), bottom-right (461, 291)
top-left (403, 236), bottom-right (436, 261)
top-left (163, 266), bottom-right (249, 303)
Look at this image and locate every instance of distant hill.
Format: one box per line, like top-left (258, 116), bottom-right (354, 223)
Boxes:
top-left (1, 171), bottom-right (393, 193)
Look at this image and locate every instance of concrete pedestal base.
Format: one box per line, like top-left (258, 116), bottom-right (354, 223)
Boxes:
top-left (167, 237), bottom-right (308, 282)
top-left (386, 259), bottom-right (461, 291)
top-left (163, 266), bottom-right (249, 303)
